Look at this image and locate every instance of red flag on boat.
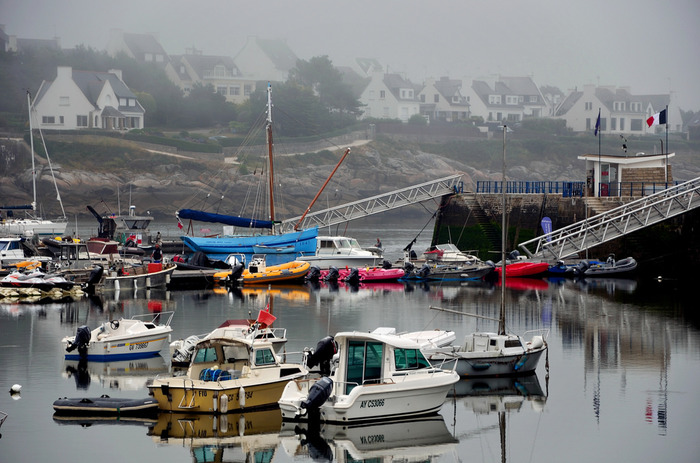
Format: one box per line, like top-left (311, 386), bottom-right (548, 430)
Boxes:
top-left (177, 217), bottom-right (183, 229)
top-left (256, 304), bottom-right (276, 328)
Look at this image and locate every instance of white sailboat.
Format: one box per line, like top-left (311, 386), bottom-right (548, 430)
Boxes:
top-left (0, 91), bottom-right (67, 237)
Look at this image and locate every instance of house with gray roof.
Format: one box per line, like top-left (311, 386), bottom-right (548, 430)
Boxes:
top-left (167, 49), bottom-right (256, 104)
top-left (418, 76), bottom-right (470, 122)
top-left (359, 72), bottom-right (421, 122)
top-left (32, 66), bottom-right (144, 131)
top-left (465, 76), bottom-right (547, 123)
top-left (107, 30), bottom-right (169, 67)
top-left (234, 36), bottom-right (298, 83)
top-left (554, 84), bottom-right (681, 135)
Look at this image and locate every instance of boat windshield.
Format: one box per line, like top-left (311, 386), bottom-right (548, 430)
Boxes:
top-left (394, 348), bottom-right (431, 370)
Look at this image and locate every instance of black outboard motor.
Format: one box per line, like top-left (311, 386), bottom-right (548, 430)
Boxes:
top-left (83, 265), bottom-right (104, 294)
top-left (306, 336), bottom-right (336, 375)
top-left (418, 263), bottom-right (431, 278)
top-left (324, 267), bottom-right (340, 282)
top-left (403, 261), bottom-right (415, 274)
top-left (301, 376), bottom-right (334, 414)
top-left (226, 262), bottom-right (245, 285)
top-left (305, 266), bottom-right (321, 282)
top-left (344, 268), bottom-right (361, 285)
top-left (382, 260), bottom-right (392, 269)
top-left (508, 250), bottom-right (520, 261)
top-left (66, 325), bottom-right (92, 359)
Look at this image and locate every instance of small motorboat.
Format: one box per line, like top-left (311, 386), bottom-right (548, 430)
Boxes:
top-left (52, 395), bottom-right (158, 416)
top-left (422, 243), bottom-right (482, 265)
top-left (494, 261), bottom-right (549, 278)
top-left (278, 329), bottom-right (459, 423)
top-left (401, 261), bottom-right (495, 281)
top-left (318, 266), bottom-right (406, 283)
top-left (238, 255), bottom-right (310, 285)
top-left (0, 270), bottom-right (78, 292)
top-left (61, 311), bottom-right (174, 361)
top-left (149, 311), bottom-right (308, 413)
top-left (583, 255), bottom-right (637, 277)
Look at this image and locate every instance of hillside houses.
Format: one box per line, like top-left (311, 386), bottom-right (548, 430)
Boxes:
top-left (9, 27), bottom-right (685, 134)
top-left (554, 84), bottom-right (681, 136)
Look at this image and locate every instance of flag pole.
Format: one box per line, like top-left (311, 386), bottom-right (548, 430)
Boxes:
top-left (664, 105), bottom-right (668, 188)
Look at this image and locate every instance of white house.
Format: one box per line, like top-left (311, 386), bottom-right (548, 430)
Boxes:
top-left (418, 76), bottom-right (470, 122)
top-left (32, 66), bottom-right (145, 131)
top-left (578, 152), bottom-right (675, 197)
top-left (465, 76), bottom-right (548, 123)
top-left (359, 72), bottom-right (421, 122)
top-left (167, 49), bottom-right (257, 104)
top-left (233, 36), bottom-right (298, 83)
top-left (555, 84), bottom-right (681, 135)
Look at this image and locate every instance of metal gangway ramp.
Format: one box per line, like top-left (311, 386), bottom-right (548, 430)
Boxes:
top-left (518, 176), bottom-right (700, 261)
top-left (278, 174), bottom-right (463, 233)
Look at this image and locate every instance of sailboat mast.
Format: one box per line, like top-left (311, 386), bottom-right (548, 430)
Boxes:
top-left (26, 91), bottom-right (37, 212)
top-left (500, 125), bottom-right (507, 336)
top-left (266, 82), bottom-right (276, 229)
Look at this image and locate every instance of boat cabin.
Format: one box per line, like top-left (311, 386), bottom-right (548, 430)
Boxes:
top-left (336, 332), bottom-right (432, 395)
top-left (188, 335), bottom-right (281, 381)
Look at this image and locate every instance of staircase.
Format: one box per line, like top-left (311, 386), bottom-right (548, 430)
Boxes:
top-left (517, 177), bottom-right (700, 260)
top-left (462, 194), bottom-right (501, 252)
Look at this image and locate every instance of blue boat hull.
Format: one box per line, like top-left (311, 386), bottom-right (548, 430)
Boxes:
top-left (181, 227), bottom-right (318, 265)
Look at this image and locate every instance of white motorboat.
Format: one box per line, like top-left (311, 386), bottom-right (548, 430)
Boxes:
top-left (170, 318), bottom-right (288, 367)
top-left (378, 326), bottom-right (456, 350)
top-left (298, 236), bottom-right (384, 269)
top-left (422, 243), bottom-right (481, 264)
top-left (277, 329), bottom-right (459, 423)
top-left (62, 311), bottom-right (174, 361)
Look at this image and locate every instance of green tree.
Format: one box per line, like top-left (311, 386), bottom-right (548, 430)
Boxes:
top-left (289, 55), bottom-right (362, 117)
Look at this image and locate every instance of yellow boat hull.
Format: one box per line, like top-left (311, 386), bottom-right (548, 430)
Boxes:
top-left (149, 377), bottom-right (292, 413)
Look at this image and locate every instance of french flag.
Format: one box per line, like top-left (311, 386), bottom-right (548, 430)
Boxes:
top-left (646, 109), bottom-right (667, 127)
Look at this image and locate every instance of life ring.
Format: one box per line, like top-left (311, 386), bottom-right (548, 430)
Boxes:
top-left (110, 320), bottom-right (120, 330)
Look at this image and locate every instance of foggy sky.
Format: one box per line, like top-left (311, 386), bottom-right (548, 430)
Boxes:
top-left (2, 0), bottom-right (699, 110)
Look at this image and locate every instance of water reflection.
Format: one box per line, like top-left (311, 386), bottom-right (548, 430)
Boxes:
top-left (63, 356), bottom-right (169, 391)
top-left (149, 408), bottom-right (282, 463)
top-left (280, 414), bottom-right (457, 462)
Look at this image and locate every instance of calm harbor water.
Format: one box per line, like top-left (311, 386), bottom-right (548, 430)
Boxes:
top-left (1, 225), bottom-right (699, 462)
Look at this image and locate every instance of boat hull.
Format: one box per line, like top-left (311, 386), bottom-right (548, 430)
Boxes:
top-left (100, 263), bottom-right (176, 291)
top-left (495, 262), bottom-right (549, 278)
top-left (279, 371), bottom-right (458, 423)
top-left (181, 228), bottom-right (319, 264)
top-left (425, 345), bottom-right (547, 377)
top-left (149, 376), bottom-right (297, 413)
top-left (63, 331), bottom-right (171, 361)
top-left (53, 396), bottom-right (158, 416)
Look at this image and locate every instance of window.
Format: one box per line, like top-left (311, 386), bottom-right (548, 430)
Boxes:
top-left (380, 90), bottom-right (386, 99)
top-left (59, 96), bottom-right (69, 106)
top-left (42, 116), bottom-right (55, 124)
top-left (611, 118), bottom-right (617, 131)
top-left (394, 348), bottom-right (431, 370)
top-left (631, 119), bottom-right (643, 131)
top-left (193, 347), bottom-right (218, 363)
top-left (145, 53), bottom-right (153, 62)
top-left (585, 102), bottom-right (593, 110)
top-left (216, 86), bottom-right (227, 95)
top-left (59, 116), bottom-right (64, 124)
top-left (76, 115), bottom-right (88, 127)
top-left (254, 348), bottom-right (276, 366)
top-left (620, 118), bottom-right (625, 131)
top-left (230, 86), bottom-right (240, 96)
top-left (244, 84), bottom-right (252, 96)
top-left (434, 94), bottom-right (439, 103)
top-left (529, 95), bottom-right (538, 103)
top-left (346, 340), bottom-right (383, 394)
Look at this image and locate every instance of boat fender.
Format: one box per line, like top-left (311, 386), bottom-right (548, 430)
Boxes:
top-left (220, 393), bottom-right (228, 413)
top-left (239, 386), bottom-right (245, 408)
top-left (301, 377), bottom-right (333, 413)
top-left (528, 336), bottom-right (544, 350)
